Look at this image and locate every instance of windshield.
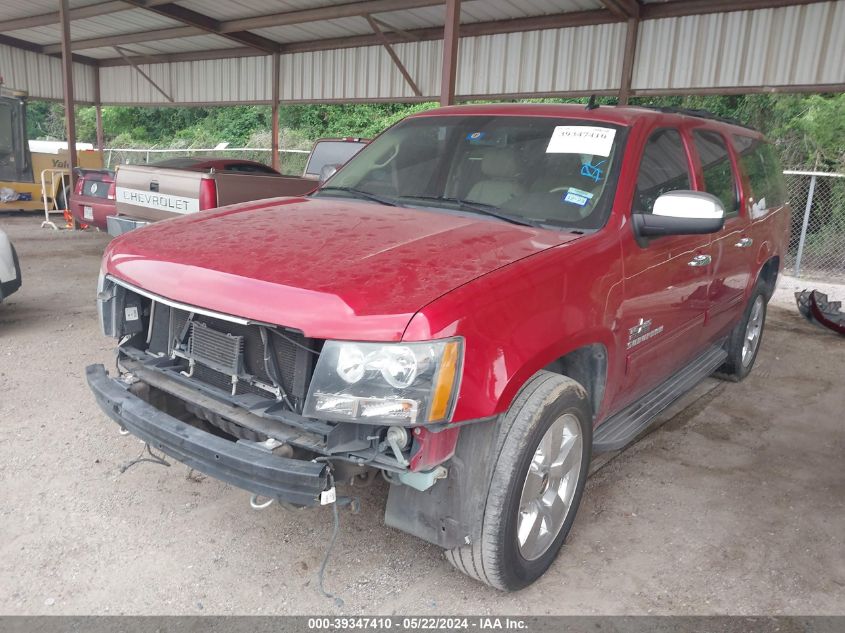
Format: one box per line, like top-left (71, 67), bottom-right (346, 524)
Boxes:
top-left (316, 115), bottom-right (625, 230)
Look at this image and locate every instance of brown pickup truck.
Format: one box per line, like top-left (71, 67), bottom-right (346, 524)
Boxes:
top-left (107, 138), bottom-right (367, 236)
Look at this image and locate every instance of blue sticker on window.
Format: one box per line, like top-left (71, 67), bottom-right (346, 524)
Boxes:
top-left (466, 131), bottom-right (486, 142)
top-left (580, 160), bottom-right (606, 183)
top-left (562, 187), bottom-right (594, 207)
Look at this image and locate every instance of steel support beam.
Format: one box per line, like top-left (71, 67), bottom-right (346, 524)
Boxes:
top-left (0, 0), bottom-right (173, 33)
top-left (366, 15), bottom-right (421, 97)
top-left (617, 17), bottom-right (639, 104)
top-left (94, 66), bottom-right (104, 152)
top-left (219, 0), bottom-right (444, 33)
top-left (369, 16), bottom-right (420, 41)
top-left (121, 1), bottom-right (280, 53)
top-left (271, 52), bottom-right (280, 173)
top-left (440, 0), bottom-right (460, 107)
top-left (0, 32), bottom-right (98, 65)
top-left (42, 26), bottom-right (198, 54)
top-left (113, 46), bottom-right (174, 102)
top-left (599, 0), bottom-right (640, 19)
top-left (59, 0), bottom-right (77, 196)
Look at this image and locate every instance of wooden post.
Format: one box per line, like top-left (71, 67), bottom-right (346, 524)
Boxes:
top-left (618, 17), bottom-right (639, 105)
top-left (59, 0), bottom-right (77, 199)
top-left (94, 65), bottom-right (104, 152)
top-left (440, 0), bottom-right (460, 106)
top-left (271, 52), bottom-right (280, 172)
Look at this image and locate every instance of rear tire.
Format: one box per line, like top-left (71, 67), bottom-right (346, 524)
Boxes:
top-left (446, 371), bottom-right (592, 591)
top-left (716, 285), bottom-right (767, 382)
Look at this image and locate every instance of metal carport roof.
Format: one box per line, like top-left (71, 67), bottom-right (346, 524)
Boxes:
top-left (0, 0), bottom-right (842, 174)
top-left (1, 0), bottom-right (843, 107)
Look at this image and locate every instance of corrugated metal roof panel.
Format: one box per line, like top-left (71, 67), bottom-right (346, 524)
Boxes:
top-left (79, 35), bottom-right (242, 60)
top-left (99, 55), bottom-right (272, 104)
top-left (0, 0), bottom-right (103, 22)
top-left (176, 0), bottom-right (600, 27)
top-left (175, 0), bottom-right (359, 22)
top-left (457, 22), bottom-right (625, 95)
top-left (252, 17), bottom-right (372, 43)
top-left (279, 42), bottom-right (440, 101)
top-left (0, 42), bottom-right (95, 101)
top-left (3, 1), bottom-right (844, 106)
top-left (5, 9), bottom-right (183, 46)
top-left (633, 1), bottom-right (845, 90)
top-left (459, 0), bottom-right (604, 21)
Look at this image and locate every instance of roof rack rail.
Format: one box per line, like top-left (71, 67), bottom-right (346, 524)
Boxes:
top-left (640, 106), bottom-right (758, 131)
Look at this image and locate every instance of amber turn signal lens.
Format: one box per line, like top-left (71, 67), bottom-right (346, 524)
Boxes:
top-left (428, 340), bottom-right (460, 422)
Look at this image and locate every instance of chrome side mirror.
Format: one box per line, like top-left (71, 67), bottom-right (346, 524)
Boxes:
top-left (634, 191), bottom-right (726, 237)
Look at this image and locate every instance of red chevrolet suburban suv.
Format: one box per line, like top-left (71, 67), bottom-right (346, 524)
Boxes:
top-left (87, 104), bottom-right (789, 590)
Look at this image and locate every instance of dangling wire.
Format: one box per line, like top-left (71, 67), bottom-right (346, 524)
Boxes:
top-left (119, 442), bottom-right (170, 474)
top-left (316, 468), bottom-right (344, 608)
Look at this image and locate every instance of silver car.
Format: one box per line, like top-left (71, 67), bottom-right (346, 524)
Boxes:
top-left (0, 228), bottom-right (21, 302)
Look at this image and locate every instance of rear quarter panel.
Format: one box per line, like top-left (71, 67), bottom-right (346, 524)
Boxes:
top-left (748, 201), bottom-right (791, 283)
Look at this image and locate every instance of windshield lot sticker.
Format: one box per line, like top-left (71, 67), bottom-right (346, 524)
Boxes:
top-left (563, 188), bottom-right (594, 206)
top-left (466, 131), bottom-right (486, 142)
top-left (546, 126), bottom-right (616, 156)
top-left (580, 160), bottom-right (606, 183)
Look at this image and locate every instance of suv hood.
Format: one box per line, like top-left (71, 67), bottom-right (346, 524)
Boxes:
top-left (104, 197), bottom-right (578, 341)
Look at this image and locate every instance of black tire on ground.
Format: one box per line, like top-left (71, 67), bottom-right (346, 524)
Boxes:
top-left (715, 284), bottom-right (768, 382)
top-left (446, 371), bottom-right (592, 591)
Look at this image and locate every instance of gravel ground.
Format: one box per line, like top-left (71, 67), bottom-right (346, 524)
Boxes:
top-left (1, 215), bottom-right (843, 615)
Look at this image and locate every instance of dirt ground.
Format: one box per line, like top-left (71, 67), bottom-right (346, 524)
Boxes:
top-left (1, 214), bottom-right (843, 615)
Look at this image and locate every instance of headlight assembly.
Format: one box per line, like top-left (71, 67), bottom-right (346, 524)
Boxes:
top-left (303, 338), bottom-right (463, 426)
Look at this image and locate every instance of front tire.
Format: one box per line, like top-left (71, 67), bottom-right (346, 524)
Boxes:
top-left (446, 371), bottom-right (592, 591)
top-left (716, 285), bottom-right (767, 382)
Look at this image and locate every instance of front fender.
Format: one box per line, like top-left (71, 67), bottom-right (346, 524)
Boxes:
top-left (403, 234), bottom-right (624, 423)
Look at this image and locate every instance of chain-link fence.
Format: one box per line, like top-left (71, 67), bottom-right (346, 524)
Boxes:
top-left (783, 170), bottom-right (845, 282)
top-left (103, 148), bottom-right (310, 177)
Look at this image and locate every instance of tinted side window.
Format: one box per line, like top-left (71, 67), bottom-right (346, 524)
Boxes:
top-left (634, 128), bottom-right (692, 214)
top-left (693, 130), bottom-right (739, 215)
top-left (732, 135), bottom-right (787, 208)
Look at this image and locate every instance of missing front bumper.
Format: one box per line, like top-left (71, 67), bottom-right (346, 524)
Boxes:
top-left (86, 363), bottom-right (329, 506)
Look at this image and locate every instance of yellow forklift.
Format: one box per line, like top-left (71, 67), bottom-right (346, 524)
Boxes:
top-left (0, 85), bottom-right (102, 214)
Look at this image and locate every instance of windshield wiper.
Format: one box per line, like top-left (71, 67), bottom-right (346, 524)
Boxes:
top-left (317, 186), bottom-right (397, 207)
top-left (399, 195), bottom-right (542, 228)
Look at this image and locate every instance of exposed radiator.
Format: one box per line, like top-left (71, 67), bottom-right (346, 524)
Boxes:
top-left (188, 321), bottom-right (244, 376)
top-left (145, 300), bottom-right (319, 404)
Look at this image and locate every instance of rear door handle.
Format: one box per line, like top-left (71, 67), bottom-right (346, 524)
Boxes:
top-left (687, 254), bottom-right (711, 267)
top-left (735, 237), bottom-right (753, 248)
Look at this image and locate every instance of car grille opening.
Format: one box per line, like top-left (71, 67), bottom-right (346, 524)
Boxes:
top-left (143, 299), bottom-right (320, 409)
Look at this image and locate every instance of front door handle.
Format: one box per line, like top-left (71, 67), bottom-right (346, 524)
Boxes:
top-left (688, 254), bottom-right (711, 267)
top-left (735, 237), bottom-right (753, 248)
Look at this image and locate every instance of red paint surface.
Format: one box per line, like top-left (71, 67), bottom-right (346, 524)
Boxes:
top-left (104, 196), bottom-right (572, 341)
top-left (104, 104), bottom-right (790, 468)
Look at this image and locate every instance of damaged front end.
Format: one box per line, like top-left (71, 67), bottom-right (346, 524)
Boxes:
top-left (88, 274), bottom-right (462, 507)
